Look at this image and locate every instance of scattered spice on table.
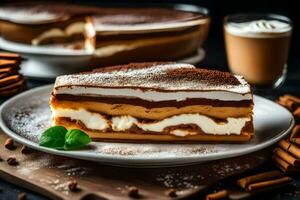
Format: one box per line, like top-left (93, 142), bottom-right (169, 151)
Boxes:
top-left (165, 188), bottom-right (177, 197)
top-left (68, 180), bottom-right (79, 192)
top-left (205, 189), bottom-right (229, 200)
top-left (4, 138), bottom-right (16, 150)
top-left (20, 145), bottom-right (31, 154)
top-left (128, 186), bottom-right (140, 198)
top-left (6, 156), bottom-right (18, 166)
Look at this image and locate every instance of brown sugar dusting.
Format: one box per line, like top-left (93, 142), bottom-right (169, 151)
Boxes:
top-left (165, 68), bottom-right (240, 86)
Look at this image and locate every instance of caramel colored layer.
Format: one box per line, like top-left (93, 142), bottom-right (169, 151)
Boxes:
top-left (50, 98), bottom-right (252, 120)
top-left (94, 26), bottom-right (203, 48)
top-left (91, 27), bottom-right (205, 62)
top-left (54, 117), bottom-right (253, 142)
top-left (95, 26), bottom-right (201, 42)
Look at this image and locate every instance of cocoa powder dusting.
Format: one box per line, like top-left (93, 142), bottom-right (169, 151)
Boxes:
top-left (55, 62), bottom-right (249, 92)
top-left (165, 68), bottom-right (240, 86)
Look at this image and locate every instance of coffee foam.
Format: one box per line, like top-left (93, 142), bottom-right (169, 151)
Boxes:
top-left (225, 20), bottom-right (292, 38)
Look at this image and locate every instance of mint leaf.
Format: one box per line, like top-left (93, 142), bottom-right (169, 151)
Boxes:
top-left (39, 126), bottom-right (67, 149)
top-left (64, 129), bottom-right (91, 150)
top-left (39, 126), bottom-right (91, 150)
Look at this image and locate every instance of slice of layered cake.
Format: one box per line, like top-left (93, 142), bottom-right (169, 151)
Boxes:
top-left (50, 62), bottom-right (254, 142)
top-left (0, 3), bottom-right (210, 61)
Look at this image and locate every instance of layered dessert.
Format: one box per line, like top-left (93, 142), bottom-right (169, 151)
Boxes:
top-left (0, 3), bottom-right (210, 63)
top-left (50, 62), bottom-right (254, 142)
top-left (0, 3), bottom-right (100, 45)
top-left (86, 7), bottom-right (210, 63)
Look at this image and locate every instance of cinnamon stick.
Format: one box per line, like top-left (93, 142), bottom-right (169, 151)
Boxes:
top-left (247, 176), bottom-right (292, 192)
top-left (278, 140), bottom-right (300, 158)
top-left (277, 100), bottom-right (292, 111)
top-left (290, 125), bottom-right (300, 145)
top-left (277, 95), bottom-right (300, 111)
top-left (272, 155), bottom-right (294, 172)
top-left (205, 189), bottom-right (229, 200)
top-left (277, 99), bottom-right (294, 111)
top-left (237, 171), bottom-right (283, 189)
top-left (283, 95), bottom-right (300, 103)
top-left (274, 148), bottom-right (300, 166)
top-left (294, 107), bottom-right (300, 118)
top-left (0, 53), bottom-right (21, 61)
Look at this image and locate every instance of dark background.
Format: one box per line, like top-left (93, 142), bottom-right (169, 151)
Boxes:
top-left (0, 0), bottom-right (299, 199)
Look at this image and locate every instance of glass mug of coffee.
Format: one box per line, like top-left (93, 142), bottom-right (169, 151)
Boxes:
top-left (224, 13), bottom-right (292, 88)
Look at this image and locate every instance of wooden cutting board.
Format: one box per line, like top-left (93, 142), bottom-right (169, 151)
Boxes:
top-left (0, 132), bottom-right (269, 200)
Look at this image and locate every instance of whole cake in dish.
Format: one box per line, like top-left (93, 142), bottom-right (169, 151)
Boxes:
top-left (0, 3), bottom-right (210, 63)
top-left (50, 62), bottom-right (254, 142)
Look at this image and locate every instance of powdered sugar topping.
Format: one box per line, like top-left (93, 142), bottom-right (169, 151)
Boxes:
top-left (54, 63), bottom-right (251, 98)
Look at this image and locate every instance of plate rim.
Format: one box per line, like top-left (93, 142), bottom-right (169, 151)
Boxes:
top-left (0, 37), bottom-right (93, 57)
top-left (0, 84), bottom-right (295, 166)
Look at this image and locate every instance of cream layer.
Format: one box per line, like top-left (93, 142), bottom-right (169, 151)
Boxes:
top-left (32, 22), bottom-right (85, 45)
top-left (54, 86), bottom-right (251, 102)
top-left (51, 107), bottom-right (251, 136)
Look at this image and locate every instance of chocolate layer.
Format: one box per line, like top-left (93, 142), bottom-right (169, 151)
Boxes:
top-left (94, 26), bottom-right (201, 42)
top-left (54, 94), bottom-right (252, 108)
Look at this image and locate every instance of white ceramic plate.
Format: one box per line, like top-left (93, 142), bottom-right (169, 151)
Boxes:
top-left (0, 85), bottom-right (294, 167)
